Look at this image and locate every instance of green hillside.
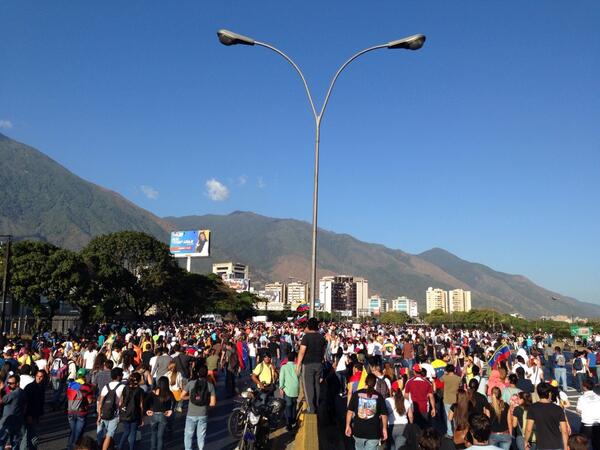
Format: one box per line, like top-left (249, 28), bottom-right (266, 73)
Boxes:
top-left (0, 133), bottom-right (170, 249)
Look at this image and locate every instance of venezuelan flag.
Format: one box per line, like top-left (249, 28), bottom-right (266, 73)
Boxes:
top-left (488, 344), bottom-right (510, 369)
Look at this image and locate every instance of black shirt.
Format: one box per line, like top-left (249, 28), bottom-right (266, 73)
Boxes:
top-left (147, 391), bottom-right (175, 413)
top-left (24, 382), bottom-right (45, 419)
top-left (300, 332), bottom-right (327, 365)
top-left (516, 378), bottom-right (534, 394)
top-left (348, 389), bottom-right (387, 440)
top-left (490, 403), bottom-right (509, 432)
top-left (469, 391), bottom-right (490, 416)
top-left (528, 401), bottom-right (565, 449)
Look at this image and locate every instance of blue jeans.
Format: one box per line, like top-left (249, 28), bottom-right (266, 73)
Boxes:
top-left (51, 378), bottom-right (65, 405)
top-left (489, 433), bottom-right (512, 450)
top-left (67, 414), bottom-right (86, 450)
top-left (184, 415), bottom-right (207, 450)
top-left (389, 424), bottom-right (406, 450)
top-left (249, 356), bottom-right (257, 371)
top-left (284, 395), bottom-right (297, 427)
top-left (444, 403), bottom-right (453, 437)
top-left (150, 413), bottom-right (168, 450)
top-left (554, 367), bottom-right (567, 391)
top-left (354, 437), bottom-right (380, 449)
top-left (119, 420), bottom-right (139, 450)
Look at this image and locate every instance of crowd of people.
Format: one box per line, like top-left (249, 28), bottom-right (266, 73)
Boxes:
top-left (0, 317), bottom-right (598, 450)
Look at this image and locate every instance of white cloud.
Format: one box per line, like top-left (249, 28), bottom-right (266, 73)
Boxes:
top-left (205, 178), bottom-right (230, 201)
top-left (140, 185), bottom-right (159, 200)
top-left (237, 175), bottom-right (248, 186)
top-left (257, 177), bottom-right (266, 189)
top-left (0, 120), bottom-right (13, 129)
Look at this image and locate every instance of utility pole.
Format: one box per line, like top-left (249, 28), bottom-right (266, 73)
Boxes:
top-left (0, 235), bottom-right (12, 335)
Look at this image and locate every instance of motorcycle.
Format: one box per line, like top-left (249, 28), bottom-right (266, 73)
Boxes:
top-left (230, 388), bottom-right (286, 450)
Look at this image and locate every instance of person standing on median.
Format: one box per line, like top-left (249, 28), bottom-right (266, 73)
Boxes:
top-left (296, 318), bottom-right (327, 414)
top-left (279, 350), bottom-right (299, 431)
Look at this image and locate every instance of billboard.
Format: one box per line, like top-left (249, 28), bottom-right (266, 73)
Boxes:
top-left (169, 230), bottom-right (210, 257)
top-left (222, 277), bottom-right (251, 292)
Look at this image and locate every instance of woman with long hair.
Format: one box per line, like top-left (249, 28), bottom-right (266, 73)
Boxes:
top-left (385, 387), bottom-right (413, 449)
top-left (165, 361), bottom-right (183, 413)
top-left (488, 386), bottom-right (512, 450)
top-left (510, 392), bottom-right (533, 450)
top-left (448, 388), bottom-right (469, 449)
top-left (467, 378), bottom-right (491, 417)
top-left (146, 376), bottom-right (175, 450)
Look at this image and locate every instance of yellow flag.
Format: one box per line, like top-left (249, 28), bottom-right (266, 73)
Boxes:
top-left (357, 367), bottom-right (368, 390)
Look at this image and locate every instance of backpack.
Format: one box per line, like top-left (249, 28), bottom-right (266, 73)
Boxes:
top-left (375, 377), bottom-right (390, 399)
top-left (67, 384), bottom-right (84, 412)
top-left (189, 379), bottom-right (209, 407)
top-left (100, 384), bottom-right (119, 420)
top-left (119, 386), bottom-right (140, 422)
top-left (556, 354), bottom-right (566, 367)
top-left (573, 357), bottom-right (583, 371)
top-left (51, 358), bottom-right (67, 379)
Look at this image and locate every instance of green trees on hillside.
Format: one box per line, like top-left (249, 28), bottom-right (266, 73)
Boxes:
top-left (8, 231), bottom-right (258, 322)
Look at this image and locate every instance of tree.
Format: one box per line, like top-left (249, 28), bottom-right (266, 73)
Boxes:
top-left (10, 241), bottom-right (58, 317)
top-left (379, 311), bottom-right (410, 325)
top-left (82, 231), bottom-right (181, 319)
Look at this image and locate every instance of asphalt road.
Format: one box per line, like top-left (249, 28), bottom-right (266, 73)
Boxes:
top-left (35, 355), bottom-right (592, 449)
top-left (37, 372), bottom-right (259, 450)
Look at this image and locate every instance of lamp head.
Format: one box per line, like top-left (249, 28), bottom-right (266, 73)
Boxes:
top-left (217, 29), bottom-right (255, 46)
top-left (387, 34), bottom-right (426, 50)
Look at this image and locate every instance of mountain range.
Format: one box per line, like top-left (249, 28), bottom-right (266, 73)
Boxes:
top-left (1, 132), bottom-right (597, 318)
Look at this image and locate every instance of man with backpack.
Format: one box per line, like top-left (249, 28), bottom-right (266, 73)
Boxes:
top-left (66, 368), bottom-right (94, 450)
top-left (181, 365), bottom-right (216, 450)
top-left (96, 367), bottom-right (124, 450)
top-left (49, 348), bottom-right (68, 409)
top-left (573, 351), bottom-right (590, 393)
top-left (553, 346), bottom-right (568, 392)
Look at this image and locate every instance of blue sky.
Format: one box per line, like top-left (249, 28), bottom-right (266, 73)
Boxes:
top-left (1, 1), bottom-right (599, 303)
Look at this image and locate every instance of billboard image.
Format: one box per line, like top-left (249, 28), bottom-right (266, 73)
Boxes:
top-left (169, 230), bottom-right (210, 257)
top-left (222, 277), bottom-right (251, 292)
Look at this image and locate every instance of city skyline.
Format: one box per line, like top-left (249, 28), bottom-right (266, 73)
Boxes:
top-left (2, 2), bottom-right (599, 303)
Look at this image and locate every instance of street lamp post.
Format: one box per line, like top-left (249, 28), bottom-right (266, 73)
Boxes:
top-left (0, 235), bottom-right (12, 335)
top-left (217, 30), bottom-right (426, 318)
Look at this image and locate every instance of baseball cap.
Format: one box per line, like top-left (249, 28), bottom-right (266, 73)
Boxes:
top-left (412, 363), bottom-right (421, 373)
top-left (77, 368), bottom-right (86, 378)
top-left (550, 379), bottom-right (559, 388)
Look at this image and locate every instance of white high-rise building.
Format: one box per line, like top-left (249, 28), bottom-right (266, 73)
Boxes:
top-left (390, 296), bottom-right (419, 317)
top-left (448, 289), bottom-right (472, 312)
top-left (355, 277), bottom-right (369, 317)
top-left (368, 295), bottom-right (387, 315)
top-left (287, 281), bottom-right (309, 307)
top-left (426, 287), bottom-right (449, 313)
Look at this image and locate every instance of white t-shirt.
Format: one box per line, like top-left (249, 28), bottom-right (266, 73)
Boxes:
top-left (20, 374), bottom-right (35, 389)
top-left (35, 359), bottom-right (48, 372)
top-left (83, 350), bottom-right (98, 370)
top-left (100, 380), bottom-right (126, 400)
top-left (385, 397), bottom-right (413, 425)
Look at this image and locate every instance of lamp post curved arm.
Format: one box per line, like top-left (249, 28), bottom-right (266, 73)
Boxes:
top-left (318, 44), bottom-right (387, 121)
top-left (254, 41), bottom-right (318, 121)
top-left (216, 29), bottom-right (426, 318)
